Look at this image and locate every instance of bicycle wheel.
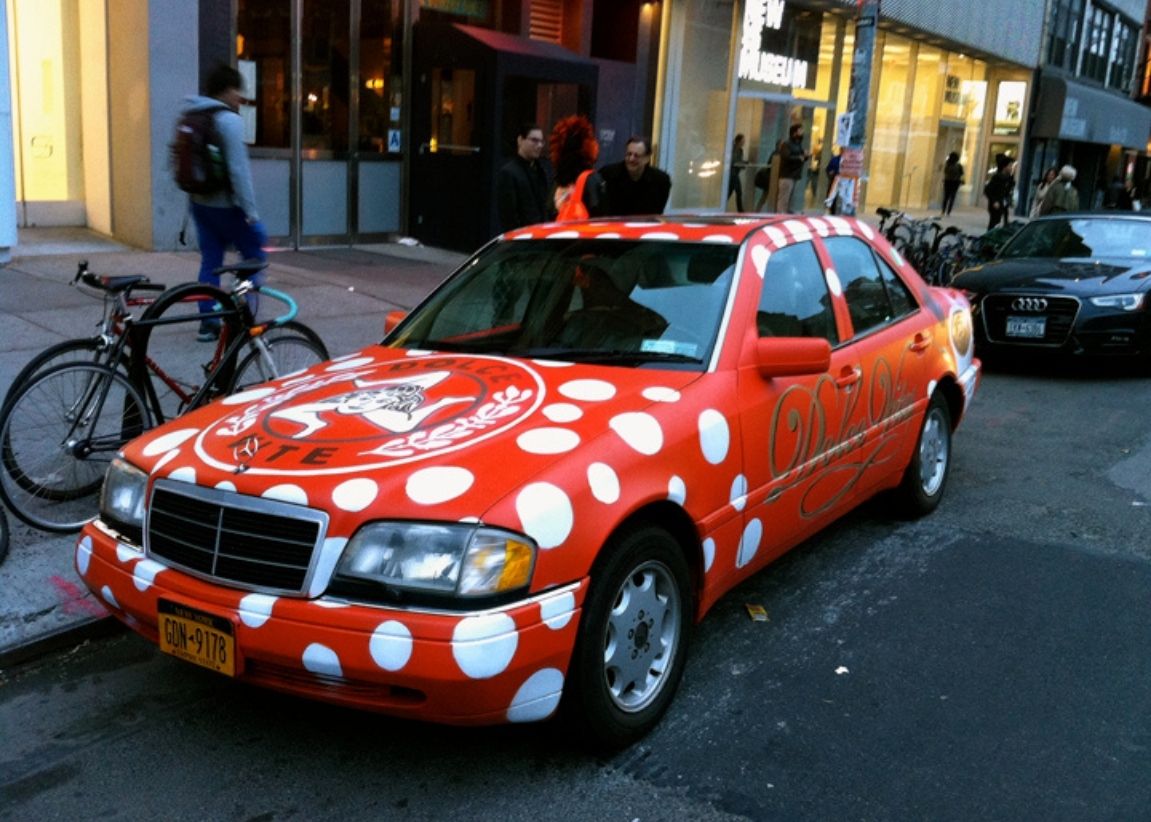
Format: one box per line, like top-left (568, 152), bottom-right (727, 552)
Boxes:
top-left (231, 321), bottom-right (330, 391)
top-left (0, 506), bottom-right (9, 565)
top-left (0, 362), bottom-right (151, 532)
top-left (1, 338), bottom-right (123, 415)
top-left (131, 283), bottom-right (243, 424)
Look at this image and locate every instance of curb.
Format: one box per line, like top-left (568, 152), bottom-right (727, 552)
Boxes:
top-left (0, 615), bottom-right (126, 671)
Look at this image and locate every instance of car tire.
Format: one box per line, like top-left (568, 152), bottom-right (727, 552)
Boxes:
top-left (891, 391), bottom-right (952, 518)
top-left (563, 524), bottom-right (692, 750)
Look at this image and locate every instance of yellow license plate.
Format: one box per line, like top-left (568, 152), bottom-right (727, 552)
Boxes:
top-left (158, 599), bottom-right (236, 677)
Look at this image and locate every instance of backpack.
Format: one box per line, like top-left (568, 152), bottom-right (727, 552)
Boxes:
top-left (171, 105), bottom-right (230, 195)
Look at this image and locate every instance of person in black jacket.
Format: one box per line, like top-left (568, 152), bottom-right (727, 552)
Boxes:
top-left (599, 136), bottom-right (672, 216)
top-left (984, 153), bottom-right (1015, 230)
top-left (495, 124), bottom-right (555, 231)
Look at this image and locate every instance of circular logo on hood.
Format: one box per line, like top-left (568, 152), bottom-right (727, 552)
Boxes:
top-left (194, 354), bottom-right (544, 476)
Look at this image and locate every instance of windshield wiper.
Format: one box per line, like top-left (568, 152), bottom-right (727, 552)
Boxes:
top-left (518, 348), bottom-right (703, 365)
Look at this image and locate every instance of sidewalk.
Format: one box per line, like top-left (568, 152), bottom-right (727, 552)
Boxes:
top-left (0, 229), bottom-right (466, 667)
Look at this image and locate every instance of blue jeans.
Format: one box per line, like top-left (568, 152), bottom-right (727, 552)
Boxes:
top-left (190, 202), bottom-right (267, 322)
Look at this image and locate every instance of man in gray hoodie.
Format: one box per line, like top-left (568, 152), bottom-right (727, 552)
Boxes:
top-left (183, 63), bottom-right (266, 341)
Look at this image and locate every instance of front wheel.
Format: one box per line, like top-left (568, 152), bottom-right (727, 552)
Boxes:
top-left (563, 524), bottom-right (691, 750)
top-left (891, 391), bottom-right (952, 518)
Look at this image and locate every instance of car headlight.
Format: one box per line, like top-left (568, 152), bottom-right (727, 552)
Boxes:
top-left (1089, 293), bottom-right (1145, 311)
top-left (99, 458), bottom-right (148, 540)
top-left (337, 522), bottom-right (536, 598)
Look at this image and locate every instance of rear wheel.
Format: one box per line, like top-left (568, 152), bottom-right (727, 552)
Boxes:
top-left (0, 362), bottom-right (150, 532)
top-left (1, 338), bottom-right (118, 415)
top-left (891, 391), bottom-right (952, 518)
top-left (563, 524), bottom-right (691, 750)
top-left (231, 321), bottom-right (329, 391)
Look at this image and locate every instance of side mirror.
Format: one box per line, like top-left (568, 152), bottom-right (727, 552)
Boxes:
top-left (383, 310), bottom-right (406, 335)
top-left (756, 336), bottom-right (832, 378)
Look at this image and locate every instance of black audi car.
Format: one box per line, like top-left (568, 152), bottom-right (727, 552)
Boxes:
top-left (952, 212), bottom-right (1151, 364)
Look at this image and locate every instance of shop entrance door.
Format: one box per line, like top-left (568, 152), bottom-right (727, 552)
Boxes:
top-left (933, 123), bottom-right (966, 209)
top-left (731, 97), bottom-right (826, 214)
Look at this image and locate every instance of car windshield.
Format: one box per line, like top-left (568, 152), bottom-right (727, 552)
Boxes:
top-left (386, 239), bottom-right (739, 368)
top-left (998, 218), bottom-right (1151, 260)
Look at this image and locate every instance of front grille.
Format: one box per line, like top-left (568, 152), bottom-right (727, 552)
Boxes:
top-left (146, 480), bottom-right (329, 594)
top-left (982, 294), bottom-right (1080, 345)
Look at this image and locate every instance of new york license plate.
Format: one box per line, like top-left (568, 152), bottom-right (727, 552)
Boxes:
top-left (158, 599), bottom-right (236, 676)
top-left (1005, 315), bottom-right (1046, 338)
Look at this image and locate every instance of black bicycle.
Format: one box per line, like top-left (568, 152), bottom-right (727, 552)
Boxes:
top-left (0, 261), bottom-right (328, 532)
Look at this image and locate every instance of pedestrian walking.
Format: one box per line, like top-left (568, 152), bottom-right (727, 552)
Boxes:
top-left (728, 133), bottom-right (745, 212)
top-left (178, 63), bottom-right (266, 341)
top-left (1037, 165), bottom-right (1079, 215)
top-left (983, 153), bottom-right (1015, 230)
top-left (775, 123), bottom-right (809, 214)
top-left (940, 152), bottom-right (964, 216)
top-left (599, 136), bottom-right (672, 216)
top-left (495, 124), bottom-right (554, 231)
top-left (1029, 167), bottom-right (1058, 218)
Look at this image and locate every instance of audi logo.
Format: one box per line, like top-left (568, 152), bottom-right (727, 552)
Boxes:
top-left (1011, 297), bottom-right (1048, 312)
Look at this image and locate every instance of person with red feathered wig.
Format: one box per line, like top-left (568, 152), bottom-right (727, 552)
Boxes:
top-left (549, 115), bottom-right (606, 221)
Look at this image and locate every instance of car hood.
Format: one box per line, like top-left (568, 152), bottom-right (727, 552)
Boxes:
top-left (122, 346), bottom-right (704, 527)
top-left (953, 257), bottom-right (1151, 295)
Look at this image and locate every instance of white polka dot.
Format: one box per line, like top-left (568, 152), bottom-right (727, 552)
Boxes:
top-left (76, 536), bottom-right (93, 576)
top-left (826, 216), bottom-right (853, 235)
top-left (507, 668), bottom-right (564, 722)
top-left (169, 466), bottom-right (196, 483)
top-left (302, 643), bottom-right (343, 677)
top-left (642, 386), bottom-right (680, 403)
top-left (764, 226), bottom-right (789, 247)
top-left (510, 232), bottom-right (534, 240)
top-left (152, 450), bottom-right (180, 473)
top-left (325, 356), bottom-right (374, 371)
top-left (927, 378), bottom-right (939, 399)
top-left (808, 217), bottom-right (830, 236)
top-left (624, 221), bottom-right (662, 227)
top-left (116, 542), bottom-right (138, 563)
top-left (308, 537), bottom-right (347, 598)
top-left (516, 483), bottom-right (574, 549)
top-left (703, 234), bottom-right (735, 244)
top-left (826, 267), bottom-right (843, 297)
top-left (702, 538), bottom-right (715, 572)
top-left (751, 245), bottom-right (770, 276)
top-left (698, 409), bottom-right (730, 465)
top-left (559, 379), bottom-right (616, 402)
top-left (546, 230), bottom-right (580, 239)
top-left (540, 591), bottom-right (576, 630)
top-left (516, 428), bottom-right (580, 454)
top-left (452, 613), bottom-right (518, 679)
top-left (312, 600), bottom-right (350, 609)
top-left (333, 478), bottom-right (379, 512)
top-left (640, 231), bottom-right (681, 240)
top-left (542, 402), bottom-right (583, 422)
top-left (610, 412), bottom-right (664, 455)
top-left (737, 519), bottom-right (763, 568)
top-left (783, 219), bottom-right (813, 241)
top-left (531, 359), bottom-right (575, 368)
top-left (406, 467), bottom-right (475, 505)
top-left (668, 475), bottom-right (686, 504)
top-left (857, 220), bottom-right (876, 239)
top-left (370, 621), bottom-right (414, 671)
top-left (596, 232), bottom-right (622, 239)
top-left (331, 351), bottom-right (365, 362)
top-left (262, 484), bottom-right (308, 505)
top-left (238, 593), bottom-right (278, 628)
top-left (215, 480), bottom-right (236, 492)
top-left (221, 386), bottom-right (277, 406)
top-left (132, 559), bottom-right (165, 592)
top-left (730, 474), bottom-right (748, 511)
top-left (101, 585), bottom-right (119, 610)
top-left (587, 462), bottom-right (620, 504)
top-left (142, 428), bottom-right (199, 457)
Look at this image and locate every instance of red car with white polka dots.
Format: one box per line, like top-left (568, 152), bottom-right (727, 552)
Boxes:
top-left (78, 214), bottom-right (980, 748)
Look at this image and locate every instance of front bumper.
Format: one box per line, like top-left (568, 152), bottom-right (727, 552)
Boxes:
top-left (77, 520), bottom-right (586, 725)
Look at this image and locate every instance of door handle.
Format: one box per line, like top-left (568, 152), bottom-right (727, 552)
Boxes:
top-left (419, 142), bottom-right (482, 155)
top-left (909, 331), bottom-right (932, 352)
top-left (835, 365), bottom-right (861, 388)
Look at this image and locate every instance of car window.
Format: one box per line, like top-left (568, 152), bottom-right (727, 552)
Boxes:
top-left (390, 239), bottom-right (738, 368)
top-left (1000, 218), bottom-right (1151, 259)
top-left (824, 236), bottom-right (909, 336)
top-left (758, 242), bottom-right (838, 344)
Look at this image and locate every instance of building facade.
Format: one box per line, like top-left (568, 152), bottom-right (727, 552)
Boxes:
top-left (3, 0), bottom-right (1150, 255)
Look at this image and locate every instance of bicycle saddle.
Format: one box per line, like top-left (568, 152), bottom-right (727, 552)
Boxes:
top-left (213, 260), bottom-right (269, 279)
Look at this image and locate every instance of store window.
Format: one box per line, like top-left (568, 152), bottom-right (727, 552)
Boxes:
top-left (238, 0), bottom-right (292, 148)
top-left (1045, 0), bottom-right (1084, 72)
top-left (1107, 19), bottom-right (1137, 93)
top-left (359, 0), bottom-right (402, 153)
top-left (1081, 4), bottom-right (1113, 84)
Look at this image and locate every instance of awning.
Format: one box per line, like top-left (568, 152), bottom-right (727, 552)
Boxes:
top-left (1032, 75), bottom-right (1151, 149)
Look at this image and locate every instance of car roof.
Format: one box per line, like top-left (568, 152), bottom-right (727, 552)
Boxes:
top-left (502, 213), bottom-right (861, 244)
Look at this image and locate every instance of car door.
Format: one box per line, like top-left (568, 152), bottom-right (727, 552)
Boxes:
top-left (817, 234), bottom-right (928, 502)
top-left (733, 238), bottom-right (861, 577)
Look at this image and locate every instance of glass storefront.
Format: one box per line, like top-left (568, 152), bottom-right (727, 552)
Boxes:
top-left (657, 0), bottom-right (1031, 217)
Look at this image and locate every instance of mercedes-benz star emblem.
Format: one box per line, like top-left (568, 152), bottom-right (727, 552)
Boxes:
top-left (232, 436), bottom-right (260, 474)
top-left (1011, 297), bottom-right (1048, 312)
